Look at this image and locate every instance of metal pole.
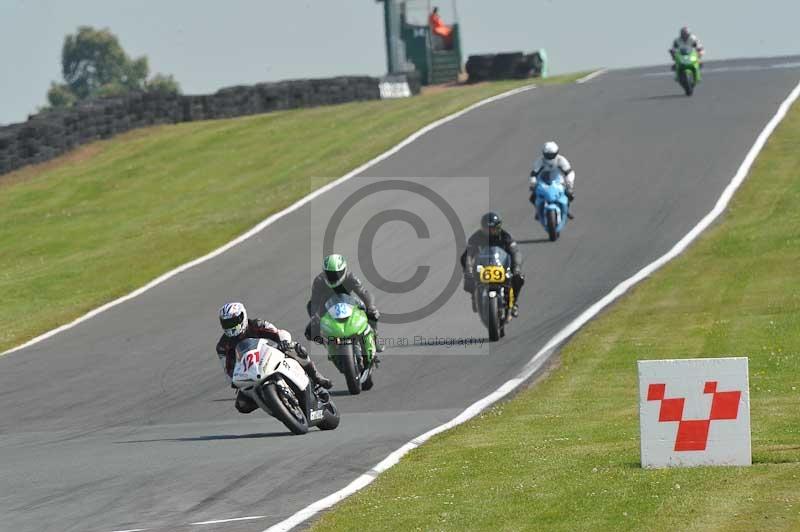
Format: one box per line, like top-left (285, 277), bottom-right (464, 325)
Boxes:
top-left (382, 0), bottom-right (405, 74)
top-left (426, 0), bottom-right (433, 83)
top-left (382, 0), bottom-right (394, 73)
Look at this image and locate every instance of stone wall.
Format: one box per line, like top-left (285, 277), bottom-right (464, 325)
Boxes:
top-left (0, 73), bottom-right (420, 176)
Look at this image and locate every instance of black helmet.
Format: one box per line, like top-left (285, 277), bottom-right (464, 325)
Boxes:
top-left (680, 26), bottom-right (691, 40)
top-left (480, 211), bottom-right (502, 237)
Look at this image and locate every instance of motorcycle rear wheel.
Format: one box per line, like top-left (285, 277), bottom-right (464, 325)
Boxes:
top-left (317, 399), bottom-right (340, 431)
top-left (261, 381), bottom-right (309, 435)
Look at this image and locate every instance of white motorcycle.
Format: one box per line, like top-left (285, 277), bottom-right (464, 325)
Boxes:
top-left (232, 338), bottom-right (340, 435)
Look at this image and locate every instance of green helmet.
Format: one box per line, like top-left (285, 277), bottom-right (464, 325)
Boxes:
top-left (323, 254), bottom-right (348, 287)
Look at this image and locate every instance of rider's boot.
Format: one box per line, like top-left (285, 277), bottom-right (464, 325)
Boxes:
top-left (566, 190), bottom-right (575, 220)
top-left (511, 303), bottom-right (520, 318)
top-left (294, 344), bottom-right (333, 389)
top-left (308, 359), bottom-right (333, 389)
top-left (315, 385), bottom-right (331, 403)
top-left (368, 319), bottom-right (385, 353)
top-left (313, 370), bottom-right (333, 390)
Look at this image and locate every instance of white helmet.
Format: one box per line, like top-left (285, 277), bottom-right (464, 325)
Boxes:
top-left (219, 302), bottom-right (248, 338)
top-left (542, 141), bottom-right (559, 161)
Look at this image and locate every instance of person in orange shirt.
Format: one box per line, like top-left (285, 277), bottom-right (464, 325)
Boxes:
top-left (429, 6), bottom-right (453, 49)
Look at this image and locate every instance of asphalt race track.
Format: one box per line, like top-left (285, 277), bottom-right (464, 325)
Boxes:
top-left (2, 57), bottom-right (799, 532)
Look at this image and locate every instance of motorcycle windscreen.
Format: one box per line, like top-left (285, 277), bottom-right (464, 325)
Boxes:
top-left (324, 294), bottom-right (363, 318)
top-left (232, 338), bottom-right (264, 384)
top-left (476, 245), bottom-right (511, 267)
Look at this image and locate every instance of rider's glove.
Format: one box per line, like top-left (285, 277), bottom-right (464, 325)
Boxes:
top-left (367, 307), bottom-right (380, 321)
top-left (278, 340), bottom-right (293, 353)
top-left (294, 342), bottom-right (310, 359)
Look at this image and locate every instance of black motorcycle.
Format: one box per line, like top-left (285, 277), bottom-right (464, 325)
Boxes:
top-left (472, 246), bottom-right (515, 341)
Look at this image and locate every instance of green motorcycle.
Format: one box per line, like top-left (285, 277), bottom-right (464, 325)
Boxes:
top-left (674, 46), bottom-right (700, 96)
top-left (319, 294), bottom-right (377, 395)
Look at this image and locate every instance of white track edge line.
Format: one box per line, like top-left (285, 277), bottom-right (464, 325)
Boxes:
top-left (576, 68), bottom-right (608, 84)
top-left (191, 515), bottom-right (267, 525)
top-left (263, 79), bottom-right (800, 532)
top-left (0, 83), bottom-right (537, 358)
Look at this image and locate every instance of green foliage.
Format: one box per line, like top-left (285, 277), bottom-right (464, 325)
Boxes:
top-left (145, 73), bottom-right (181, 95)
top-left (45, 26), bottom-right (180, 109)
top-left (46, 82), bottom-right (77, 108)
top-left (60, 26), bottom-right (144, 99)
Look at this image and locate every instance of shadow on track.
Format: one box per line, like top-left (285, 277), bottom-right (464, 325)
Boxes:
top-left (634, 93), bottom-right (686, 101)
top-left (517, 238), bottom-right (551, 245)
top-left (114, 432), bottom-right (287, 444)
top-left (329, 390), bottom-right (359, 397)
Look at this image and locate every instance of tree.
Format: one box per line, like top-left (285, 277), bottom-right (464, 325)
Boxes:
top-left (46, 26), bottom-right (180, 108)
top-left (145, 73), bottom-right (181, 95)
top-left (46, 82), bottom-right (78, 108)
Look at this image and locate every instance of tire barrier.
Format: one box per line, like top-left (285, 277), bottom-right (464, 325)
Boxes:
top-left (466, 51), bottom-right (545, 83)
top-left (0, 74), bottom-right (421, 176)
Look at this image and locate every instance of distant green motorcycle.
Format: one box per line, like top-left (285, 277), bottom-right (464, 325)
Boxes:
top-left (319, 294), bottom-right (377, 395)
top-left (674, 46), bottom-right (701, 96)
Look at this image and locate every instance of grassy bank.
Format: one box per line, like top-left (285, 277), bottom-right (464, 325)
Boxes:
top-left (311, 100), bottom-right (800, 528)
top-left (0, 73), bottom-right (584, 354)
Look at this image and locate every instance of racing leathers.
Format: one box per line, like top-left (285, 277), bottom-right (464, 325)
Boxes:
top-left (305, 271), bottom-right (380, 343)
top-left (460, 229), bottom-right (525, 312)
top-left (670, 33), bottom-right (704, 70)
top-left (216, 319), bottom-right (331, 413)
top-left (529, 154), bottom-right (575, 199)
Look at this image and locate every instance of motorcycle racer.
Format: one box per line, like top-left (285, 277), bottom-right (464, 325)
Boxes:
top-left (670, 26), bottom-right (704, 72)
top-left (529, 141), bottom-right (576, 221)
top-left (460, 212), bottom-right (525, 317)
top-left (529, 141), bottom-right (575, 200)
top-left (305, 254), bottom-right (384, 352)
top-left (216, 302), bottom-right (332, 413)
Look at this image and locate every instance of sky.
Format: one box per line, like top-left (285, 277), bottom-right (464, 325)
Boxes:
top-left (1, 0), bottom-right (798, 125)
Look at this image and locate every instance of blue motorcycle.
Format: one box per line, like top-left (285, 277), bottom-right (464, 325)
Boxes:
top-left (532, 170), bottom-right (570, 241)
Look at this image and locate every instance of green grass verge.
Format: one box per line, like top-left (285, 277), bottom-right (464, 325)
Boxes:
top-left (311, 102), bottom-right (800, 529)
top-left (0, 73), bottom-right (585, 354)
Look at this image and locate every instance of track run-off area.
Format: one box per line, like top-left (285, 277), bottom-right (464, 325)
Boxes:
top-left (1, 56), bottom-right (799, 532)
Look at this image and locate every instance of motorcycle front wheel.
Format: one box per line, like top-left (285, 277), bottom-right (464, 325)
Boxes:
top-left (487, 295), bottom-right (501, 342)
top-left (546, 210), bottom-right (559, 241)
top-left (334, 343), bottom-right (362, 395)
top-left (679, 70), bottom-right (694, 96)
top-left (261, 381), bottom-right (309, 435)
